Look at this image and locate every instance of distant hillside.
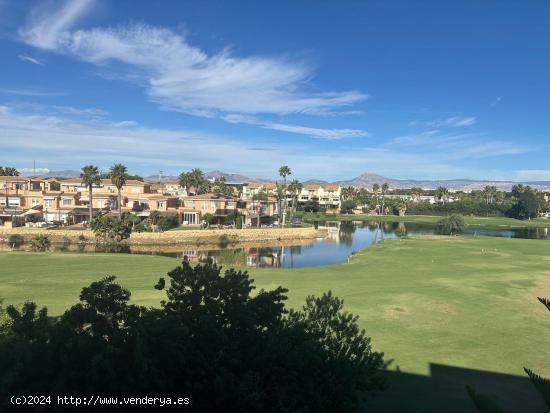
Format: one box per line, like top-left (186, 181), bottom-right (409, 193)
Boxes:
top-left (335, 172), bottom-right (550, 191)
top-left (18, 168), bottom-right (550, 191)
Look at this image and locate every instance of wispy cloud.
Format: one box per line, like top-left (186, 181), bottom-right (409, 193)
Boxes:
top-left (262, 123), bottom-right (368, 139)
top-left (18, 53), bottom-right (44, 65)
top-left (409, 116), bottom-right (476, 128)
top-left (222, 113), bottom-right (368, 139)
top-left (386, 130), bottom-right (530, 159)
top-left (0, 88), bottom-right (64, 97)
top-left (0, 104), bottom-right (466, 180)
top-left (0, 104), bottom-right (531, 181)
top-left (53, 105), bottom-right (107, 117)
top-left (18, 167), bottom-right (50, 175)
top-left (19, 0), bottom-right (367, 126)
top-left (490, 96), bottom-right (503, 108)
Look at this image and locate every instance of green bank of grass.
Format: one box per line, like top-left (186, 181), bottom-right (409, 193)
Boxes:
top-left (299, 211), bottom-right (550, 228)
top-left (0, 237), bottom-right (549, 411)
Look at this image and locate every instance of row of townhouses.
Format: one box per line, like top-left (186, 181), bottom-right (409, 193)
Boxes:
top-left (0, 176), bottom-right (342, 228)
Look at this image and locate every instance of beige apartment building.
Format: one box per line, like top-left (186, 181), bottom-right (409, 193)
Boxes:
top-left (241, 182), bottom-right (341, 211)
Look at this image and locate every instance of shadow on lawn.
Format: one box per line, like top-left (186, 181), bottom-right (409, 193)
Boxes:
top-left (364, 363), bottom-right (546, 413)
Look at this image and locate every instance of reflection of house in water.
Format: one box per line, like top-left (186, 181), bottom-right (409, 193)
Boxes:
top-left (247, 247), bottom-right (283, 268)
top-left (316, 221), bottom-right (341, 243)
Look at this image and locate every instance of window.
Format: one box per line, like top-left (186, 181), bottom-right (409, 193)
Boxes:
top-left (201, 201), bottom-right (207, 210)
top-left (32, 198), bottom-right (40, 206)
top-left (63, 198), bottom-right (72, 206)
top-left (157, 201), bottom-right (165, 209)
top-left (44, 199), bottom-right (53, 208)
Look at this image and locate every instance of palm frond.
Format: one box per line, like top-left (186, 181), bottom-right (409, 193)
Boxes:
top-left (465, 385), bottom-right (506, 413)
top-left (524, 368), bottom-right (550, 409)
top-left (537, 297), bottom-right (550, 312)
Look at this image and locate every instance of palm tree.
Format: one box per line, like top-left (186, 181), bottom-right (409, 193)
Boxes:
top-left (410, 187), bottom-right (423, 202)
top-left (341, 186), bottom-right (356, 202)
top-left (109, 163), bottom-right (128, 219)
top-left (372, 183), bottom-right (380, 214)
top-left (80, 165), bottom-right (101, 224)
top-left (435, 186), bottom-right (449, 204)
top-left (178, 168), bottom-right (210, 195)
top-left (482, 185), bottom-right (498, 205)
top-left (0, 166), bottom-right (19, 176)
top-left (287, 179), bottom-right (303, 217)
top-left (381, 183), bottom-right (389, 215)
top-left (278, 166), bottom-right (291, 225)
top-left (278, 165), bottom-right (291, 186)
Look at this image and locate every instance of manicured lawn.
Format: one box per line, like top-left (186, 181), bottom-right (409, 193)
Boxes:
top-left (0, 237), bottom-right (549, 411)
top-left (300, 211), bottom-right (550, 228)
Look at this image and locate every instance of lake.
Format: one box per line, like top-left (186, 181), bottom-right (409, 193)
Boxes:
top-left (14, 220), bottom-right (546, 269)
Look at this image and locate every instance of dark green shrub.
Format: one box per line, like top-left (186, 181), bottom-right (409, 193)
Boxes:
top-left (90, 216), bottom-right (132, 242)
top-left (7, 234), bottom-right (24, 248)
top-left (29, 235), bottom-right (51, 252)
top-left (435, 214), bottom-right (465, 235)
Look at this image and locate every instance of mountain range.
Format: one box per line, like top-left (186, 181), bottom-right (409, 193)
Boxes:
top-left (22, 170), bottom-right (550, 191)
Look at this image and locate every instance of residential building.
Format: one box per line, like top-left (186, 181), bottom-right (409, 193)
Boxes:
top-left (181, 193), bottom-right (238, 225)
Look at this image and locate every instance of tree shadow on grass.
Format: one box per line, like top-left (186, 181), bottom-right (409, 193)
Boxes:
top-left (364, 363), bottom-right (547, 413)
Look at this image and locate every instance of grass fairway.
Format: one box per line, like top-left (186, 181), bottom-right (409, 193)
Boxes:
top-left (0, 237), bottom-right (549, 411)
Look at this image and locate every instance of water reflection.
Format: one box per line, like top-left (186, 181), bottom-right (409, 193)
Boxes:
top-left (3, 221), bottom-right (550, 269)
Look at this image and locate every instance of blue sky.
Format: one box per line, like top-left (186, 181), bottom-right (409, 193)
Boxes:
top-left (0, 0), bottom-right (549, 181)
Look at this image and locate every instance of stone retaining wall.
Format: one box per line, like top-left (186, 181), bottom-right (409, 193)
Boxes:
top-left (0, 226), bottom-right (325, 245)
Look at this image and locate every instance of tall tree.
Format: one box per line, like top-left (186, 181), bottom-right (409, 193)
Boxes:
top-left (435, 186), bottom-right (449, 204)
top-left (381, 183), bottom-right (389, 215)
top-left (287, 179), bottom-right (303, 217)
top-left (178, 168), bottom-right (210, 195)
top-left (80, 165), bottom-right (101, 224)
top-left (0, 167), bottom-right (19, 176)
top-left (278, 166), bottom-right (291, 225)
top-left (482, 186), bottom-right (498, 205)
top-left (372, 183), bottom-right (380, 213)
top-left (212, 177), bottom-right (233, 196)
top-left (109, 163), bottom-right (128, 219)
top-left (410, 187), bottom-right (423, 202)
top-left (341, 186), bottom-right (356, 202)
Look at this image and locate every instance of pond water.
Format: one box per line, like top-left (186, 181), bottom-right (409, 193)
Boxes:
top-left (9, 221), bottom-right (548, 269)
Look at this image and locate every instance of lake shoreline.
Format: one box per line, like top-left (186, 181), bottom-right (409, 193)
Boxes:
top-left (0, 226), bottom-right (326, 246)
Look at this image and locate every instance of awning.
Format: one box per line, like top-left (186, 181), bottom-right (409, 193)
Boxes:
top-left (21, 209), bottom-right (42, 216)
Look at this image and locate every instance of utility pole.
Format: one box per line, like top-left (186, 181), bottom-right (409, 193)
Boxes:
top-left (159, 170), bottom-right (164, 194)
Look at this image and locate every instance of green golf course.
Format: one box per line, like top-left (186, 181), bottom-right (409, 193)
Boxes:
top-left (0, 236), bottom-right (548, 411)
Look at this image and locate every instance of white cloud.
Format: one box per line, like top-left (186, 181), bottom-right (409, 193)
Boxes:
top-left (262, 123), bottom-right (368, 139)
top-left (19, 0), bottom-right (93, 50)
top-left (54, 105), bottom-right (107, 117)
top-left (17, 167), bottom-right (50, 175)
top-left (386, 131), bottom-right (530, 159)
top-left (0, 89), bottom-right (64, 97)
top-left (18, 53), bottom-right (44, 65)
top-left (410, 116), bottom-right (477, 128)
top-left (222, 113), bottom-right (368, 139)
top-left (514, 170), bottom-right (550, 182)
top-left (19, 1), bottom-right (367, 121)
top-left (0, 104), bottom-right (464, 180)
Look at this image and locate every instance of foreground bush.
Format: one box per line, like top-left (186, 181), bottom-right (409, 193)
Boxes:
top-left (90, 215), bottom-right (132, 241)
top-left (435, 214), bottom-right (465, 235)
top-left (0, 263), bottom-right (386, 412)
top-left (29, 234), bottom-right (51, 251)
